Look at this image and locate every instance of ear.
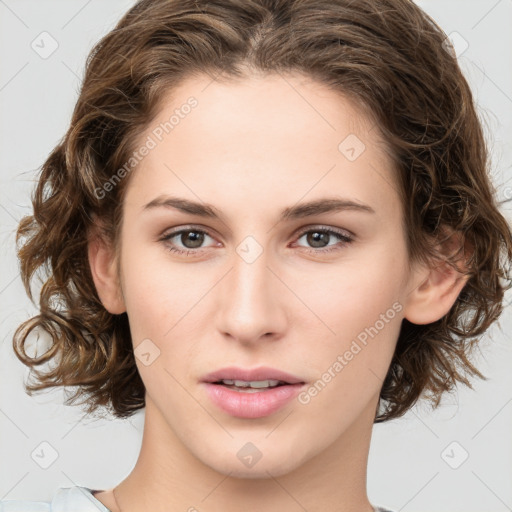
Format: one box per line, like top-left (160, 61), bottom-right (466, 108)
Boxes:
top-left (87, 219), bottom-right (126, 315)
top-left (402, 228), bottom-right (472, 325)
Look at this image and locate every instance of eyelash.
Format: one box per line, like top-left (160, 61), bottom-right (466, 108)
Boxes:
top-left (159, 225), bottom-right (354, 256)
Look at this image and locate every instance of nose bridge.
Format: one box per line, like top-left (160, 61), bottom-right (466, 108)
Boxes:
top-left (229, 241), bottom-right (276, 312)
top-left (217, 238), bottom-right (285, 341)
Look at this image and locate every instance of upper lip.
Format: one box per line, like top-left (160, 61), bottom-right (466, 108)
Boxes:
top-left (201, 366), bottom-right (305, 384)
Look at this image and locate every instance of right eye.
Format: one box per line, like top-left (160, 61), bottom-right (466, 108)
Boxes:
top-left (160, 227), bottom-right (218, 255)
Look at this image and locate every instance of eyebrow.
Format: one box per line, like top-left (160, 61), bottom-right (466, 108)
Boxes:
top-left (143, 195), bottom-right (375, 221)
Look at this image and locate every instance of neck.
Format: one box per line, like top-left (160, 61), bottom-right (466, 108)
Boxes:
top-left (112, 394), bottom-right (378, 512)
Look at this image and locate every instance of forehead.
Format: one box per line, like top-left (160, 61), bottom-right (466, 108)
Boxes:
top-left (124, 72), bottom-right (399, 220)
top-left (157, 71), bottom-right (378, 142)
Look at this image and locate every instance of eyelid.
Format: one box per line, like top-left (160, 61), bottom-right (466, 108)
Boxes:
top-left (160, 224), bottom-right (218, 242)
top-left (293, 223), bottom-right (354, 239)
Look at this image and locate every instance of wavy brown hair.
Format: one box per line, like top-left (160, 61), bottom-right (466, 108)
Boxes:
top-left (13, 0), bottom-right (512, 422)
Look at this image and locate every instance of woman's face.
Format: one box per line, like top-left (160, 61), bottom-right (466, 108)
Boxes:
top-left (107, 73), bottom-right (423, 477)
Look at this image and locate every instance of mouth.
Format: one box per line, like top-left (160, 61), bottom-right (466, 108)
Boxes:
top-left (210, 378), bottom-right (292, 392)
top-left (200, 367), bottom-right (306, 418)
top-left (201, 366), bottom-right (305, 387)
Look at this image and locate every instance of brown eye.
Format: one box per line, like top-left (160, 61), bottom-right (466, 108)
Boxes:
top-left (294, 227), bottom-right (353, 254)
top-left (161, 228), bottom-right (215, 255)
top-left (176, 230), bottom-right (205, 249)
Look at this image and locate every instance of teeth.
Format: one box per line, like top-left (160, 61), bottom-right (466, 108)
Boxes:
top-left (219, 379), bottom-right (282, 388)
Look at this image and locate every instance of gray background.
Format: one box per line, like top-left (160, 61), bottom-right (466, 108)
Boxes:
top-left (0, 1), bottom-right (511, 511)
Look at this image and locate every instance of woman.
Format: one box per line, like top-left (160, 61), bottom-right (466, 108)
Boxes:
top-left (3, 0), bottom-right (511, 511)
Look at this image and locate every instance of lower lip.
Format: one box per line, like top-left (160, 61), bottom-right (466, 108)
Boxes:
top-left (202, 382), bottom-right (305, 419)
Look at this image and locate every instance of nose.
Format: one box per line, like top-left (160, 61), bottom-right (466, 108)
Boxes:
top-left (215, 246), bottom-right (287, 346)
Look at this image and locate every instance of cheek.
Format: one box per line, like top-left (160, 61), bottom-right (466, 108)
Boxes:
top-left (292, 254), bottom-right (404, 333)
top-left (119, 244), bottom-right (190, 333)
top-left (287, 251), bottom-right (404, 382)
top-left (294, 267), bottom-right (403, 424)
top-left (119, 249), bottom-right (209, 385)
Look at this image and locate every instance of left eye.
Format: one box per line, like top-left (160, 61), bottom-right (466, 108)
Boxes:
top-left (160, 226), bottom-right (353, 256)
top-left (294, 228), bottom-right (353, 252)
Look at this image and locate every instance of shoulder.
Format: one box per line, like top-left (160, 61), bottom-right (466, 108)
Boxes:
top-left (0, 486), bottom-right (111, 512)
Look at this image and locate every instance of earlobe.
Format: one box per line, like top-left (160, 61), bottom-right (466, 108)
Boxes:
top-left (87, 227), bottom-right (126, 315)
top-left (403, 230), bottom-right (471, 325)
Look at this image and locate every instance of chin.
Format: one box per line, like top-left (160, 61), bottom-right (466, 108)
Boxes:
top-left (197, 441), bottom-right (309, 480)
top-left (208, 461), bottom-right (300, 480)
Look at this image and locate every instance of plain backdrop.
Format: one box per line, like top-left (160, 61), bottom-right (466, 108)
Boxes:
top-left (0, 1), bottom-right (511, 511)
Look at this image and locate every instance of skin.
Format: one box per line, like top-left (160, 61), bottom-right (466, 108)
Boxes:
top-left (88, 72), bottom-right (469, 512)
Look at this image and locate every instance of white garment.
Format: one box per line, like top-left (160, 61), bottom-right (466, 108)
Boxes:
top-left (0, 487), bottom-right (110, 512)
top-left (0, 486), bottom-right (395, 512)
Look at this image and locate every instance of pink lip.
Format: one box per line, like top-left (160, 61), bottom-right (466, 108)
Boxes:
top-left (202, 382), bottom-right (305, 418)
top-left (200, 366), bottom-right (306, 419)
top-left (201, 366), bottom-right (304, 385)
